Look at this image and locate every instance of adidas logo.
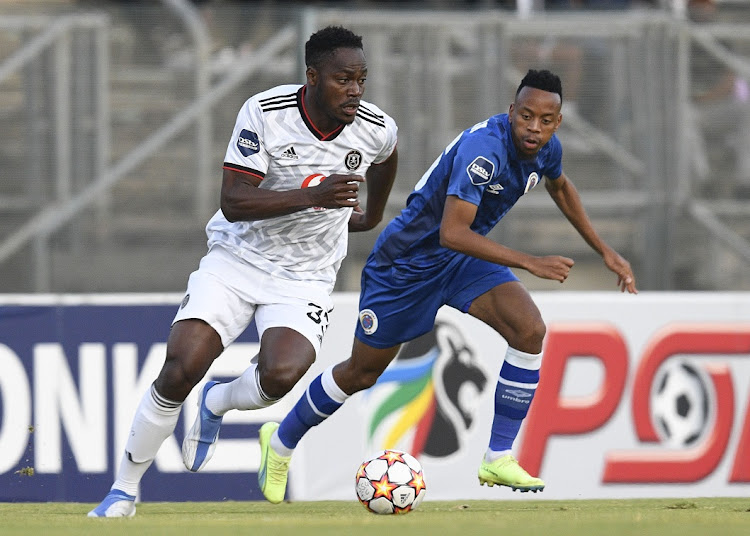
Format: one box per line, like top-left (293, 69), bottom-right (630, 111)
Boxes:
top-left (281, 147), bottom-right (299, 159)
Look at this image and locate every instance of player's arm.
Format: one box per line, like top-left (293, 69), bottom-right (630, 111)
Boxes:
top-left (349, 147), bottom-right (399, 232)
top-left (440, 195), bottom-right (574, 282)
top-left (544, 172), bottom-right (638, 293)
top-left (220, 168), bottom-right (363, 222)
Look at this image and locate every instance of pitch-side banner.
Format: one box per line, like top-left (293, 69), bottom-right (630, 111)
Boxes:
top-left (0, 293), bottom-right (749, 502)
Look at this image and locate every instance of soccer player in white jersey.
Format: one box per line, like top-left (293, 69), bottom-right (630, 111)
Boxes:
top-left (257, 69), bottom-right (638, 503)
top-left (88, 26), bottom-right (398, 517)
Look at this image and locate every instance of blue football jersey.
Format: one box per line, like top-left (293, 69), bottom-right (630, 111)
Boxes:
top-left (370, 114), bottom-right (563, 272)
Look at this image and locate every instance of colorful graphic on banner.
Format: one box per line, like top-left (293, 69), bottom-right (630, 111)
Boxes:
top-left (364, 321), bottom-right (489, 458)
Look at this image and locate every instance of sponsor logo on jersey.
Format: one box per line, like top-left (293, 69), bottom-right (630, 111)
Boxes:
top-left (467, 156), bottom-right (494, 185)
top-left (524, 172), bottom-right (540, 193)
top-left (180, 294), bottom-right (190, 309)
top-left (359, 308), bottom-right (378, 335)
top-left (301, 173), bottom-right (326, 188)
top-left (345, 150), bottom-right (362, 171)
top-left (237, 129), bottom-right (260, 157)
top-left (280, 146), bottom-right (299, 159)
top-left (487, 183), bottom-right (504, 194)
top-left (301, 174), bottom-right (327, 211)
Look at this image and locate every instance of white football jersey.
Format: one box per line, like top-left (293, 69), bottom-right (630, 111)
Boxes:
top-left (206, 84), bottom-right (398, 291)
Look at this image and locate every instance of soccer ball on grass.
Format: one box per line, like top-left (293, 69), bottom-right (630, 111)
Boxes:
top-left (355, 449), bottom-right (426, 514)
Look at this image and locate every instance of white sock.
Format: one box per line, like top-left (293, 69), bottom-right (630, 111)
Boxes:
top-left (270, 430), bottom-right (294, 457)
top-left (112, 384), bottom-right (182, 496)
top-left (485, 448), bottom-right (513, 462)
top-left (204, 362), bottom-right (276, 416)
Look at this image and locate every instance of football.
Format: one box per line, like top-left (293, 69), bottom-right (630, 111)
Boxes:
top-left (651, 359), bottom-right (711, 448)
top-left (355, 449), bottom-right (426, 514)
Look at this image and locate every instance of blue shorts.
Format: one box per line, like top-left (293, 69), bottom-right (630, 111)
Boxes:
top-left (354, 255), bottom-right (519, 349)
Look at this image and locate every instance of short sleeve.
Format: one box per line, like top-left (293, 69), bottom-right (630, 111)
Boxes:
top-left (446, 131), bottom-right (504, 206)
top-left (543, 135), bottom-right (563, 180)
top-left (373, 113), bottom-right (398, 165)
top-left (223, 97), bottom-right (271, 175)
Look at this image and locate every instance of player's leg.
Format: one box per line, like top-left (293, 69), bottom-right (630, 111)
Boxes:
top-left (181, 248), bottom-right (283, 472)
top-left (198, 326), bottom-right (315, 423)
top-left (250, 298), bottom-right (337, 502)
top-left (89, 319), bottom-right (224, 517)
top-left (467, 280), bottom-right (546, 492)
top-left (444, 256), bottom-right (544, 491)
top-left (200, 266), bottom-right (334, 414)
top-left (260, 262), bottom-right (436, 503)
top-left (275, 338), bottom-right (400, 453)
top-left (260, 338), bottom-right (400, 504)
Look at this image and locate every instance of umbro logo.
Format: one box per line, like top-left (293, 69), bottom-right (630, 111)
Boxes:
top-left (281, 147), bottom-right (299, 159)
top-left (505, 389), bottom-right (532, 398)
top-left (487, 183), bottom-right (504, 194)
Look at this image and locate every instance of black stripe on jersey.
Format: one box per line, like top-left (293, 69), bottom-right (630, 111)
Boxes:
top-left (260, 98), bottom-right (296, 112)
top-left (223, 162), bottom-right (266, 179)
top-left (262, 103), bottom-right (297, 112)
top-left (259, 92), bottom-right (296, 105)
top-left (358, 104), bottom-right (385, 122)
top-left (356, 112), bottom-right (386, 128)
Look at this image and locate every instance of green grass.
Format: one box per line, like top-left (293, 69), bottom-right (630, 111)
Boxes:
top-left (1, 498), bottom-right (749, 536)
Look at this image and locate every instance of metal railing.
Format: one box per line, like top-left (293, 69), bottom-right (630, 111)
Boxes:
top-left (0, 4), bottom-right (749, 291)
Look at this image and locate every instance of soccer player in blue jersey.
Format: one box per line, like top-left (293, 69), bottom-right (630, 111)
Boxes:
top-left (256, 68), bottom-right (639, 502)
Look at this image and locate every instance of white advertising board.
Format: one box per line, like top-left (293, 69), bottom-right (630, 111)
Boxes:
top-left (0, 292), bottom-right (748, 503)
top-left (289, 292), bottom-right (750, 501)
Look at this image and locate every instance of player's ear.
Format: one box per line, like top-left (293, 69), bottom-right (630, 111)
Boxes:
top-left (508, 103), bottom-right (514, 121)
top-left (306, 66), bottom-right (318, 86)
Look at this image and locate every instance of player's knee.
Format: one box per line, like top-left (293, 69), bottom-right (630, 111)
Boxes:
top-left (509, 318), bottom-right (546, 354)
top-left (154, 355), bottom-right (202, 402)
top-left (258, 359), bottom-right (312, 399)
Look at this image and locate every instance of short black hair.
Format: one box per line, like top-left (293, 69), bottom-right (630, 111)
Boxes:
top-left (305, 26), bottom-right (363, 69)
top-left (516, 69), bottom-right (563, 102)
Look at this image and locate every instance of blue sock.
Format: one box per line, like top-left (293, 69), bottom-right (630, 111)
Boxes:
top-left (277, 366), bottom-right (348, 450)
top-left (489, 347), bottom-right (541, 452)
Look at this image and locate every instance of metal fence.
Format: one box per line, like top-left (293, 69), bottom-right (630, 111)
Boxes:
top-left (0, 1), bottom-right (749, 292)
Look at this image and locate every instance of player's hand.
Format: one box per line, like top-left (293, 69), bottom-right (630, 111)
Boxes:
top-left (603, 249), bottom-right (638, 294)
top-left (311, 174), bottom-right (364, 209)
top-left (527, 255), bottom-right (575, 283)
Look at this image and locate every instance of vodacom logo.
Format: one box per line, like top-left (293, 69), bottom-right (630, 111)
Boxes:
top-left (518, 323), bottom-right (750, 484)
top-left (301, 173), bottom-right (326, 188)
top-left (301, 174), bottom-right (326, 210)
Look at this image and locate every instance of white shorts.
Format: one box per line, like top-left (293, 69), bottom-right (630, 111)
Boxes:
top-left (173, 246), bottom-right (334, 354)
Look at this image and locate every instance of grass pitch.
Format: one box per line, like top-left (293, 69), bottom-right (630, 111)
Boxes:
top-left (1, 498), bottom-right (749, 536)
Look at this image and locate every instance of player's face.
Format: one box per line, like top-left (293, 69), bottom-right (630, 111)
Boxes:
top-left (307, 47), bottom-right (367, 130)
top-left (508, 87), bottom-right (562, 159)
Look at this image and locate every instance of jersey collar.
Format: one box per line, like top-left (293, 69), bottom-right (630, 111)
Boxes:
top-left (298, 86), bottom-right (346, 141)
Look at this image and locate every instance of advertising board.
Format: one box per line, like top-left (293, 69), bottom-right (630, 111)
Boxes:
top-left (1, 293), bottom-right (748, 502)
